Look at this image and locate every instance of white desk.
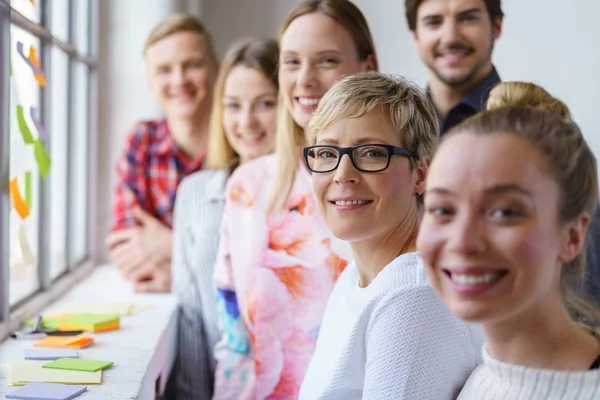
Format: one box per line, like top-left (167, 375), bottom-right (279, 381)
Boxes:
top-left (0, 264), bottom-right (178, 400)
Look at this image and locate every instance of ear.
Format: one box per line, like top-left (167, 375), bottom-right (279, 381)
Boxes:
top-left (410, 30), bottom-right (419, 48)
top-left (413, 158), bottom-right (430, 197)
top-left (363, 54), bottom-right (376, 72)
top-left (557, 212), bottom-right (591, 264)
top-left (492, 16), bottom-right (503, 41)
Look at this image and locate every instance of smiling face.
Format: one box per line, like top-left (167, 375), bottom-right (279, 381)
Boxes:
top-left (221, 65), bottom-right (278, 163)
top-left (279, 12), bottom-right (374, 129)
top-left (145, 31), bottom-right (217, 120)
top-left (411, 0), bottom-right (501, 88)
top-left (311, 106), bottom-right (426, 243)
top-left (417, 131), bottom-right (588, 324)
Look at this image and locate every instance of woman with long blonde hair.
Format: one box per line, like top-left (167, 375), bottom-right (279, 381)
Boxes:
top-left (171, 37), bottom-right (279, 400)
top-left (212, 1), bottom-right (378, 398)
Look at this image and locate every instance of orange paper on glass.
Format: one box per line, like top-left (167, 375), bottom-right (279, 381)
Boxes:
top-left (33, 334), bottom-right (94, 349)
top-left (9, 178), bottom-right (30, 219)
top-left (27, 47), bottom-right (47, 86)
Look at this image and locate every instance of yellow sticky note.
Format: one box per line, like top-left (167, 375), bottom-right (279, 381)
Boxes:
top-left (18, 223), bottom-right (36, 265)
top-left (61, 301), bottom-right (150, 317)
top-left (5, 360), bottom-right (102, 386)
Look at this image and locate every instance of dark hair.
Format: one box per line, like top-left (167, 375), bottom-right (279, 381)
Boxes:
top-left (405, 0), bottom-right (504, 31)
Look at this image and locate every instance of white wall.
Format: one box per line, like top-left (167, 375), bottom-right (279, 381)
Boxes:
top-left (96, 0), bottom-right (600, 260)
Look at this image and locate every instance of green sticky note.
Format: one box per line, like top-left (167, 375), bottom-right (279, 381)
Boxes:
top-left (43, 357), bottom-right (114, 372)
top-left (24, 171), bottom-right (32, 208)
top-left (16, 105), bottom-right (35, 144)
top-left (33, 139), bottom-right (51, 179)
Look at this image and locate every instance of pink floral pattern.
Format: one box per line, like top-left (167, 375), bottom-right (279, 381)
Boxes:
top-left (213, 155), bottom-right (352, 400)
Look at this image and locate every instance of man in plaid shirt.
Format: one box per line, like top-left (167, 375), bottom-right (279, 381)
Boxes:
top-left (105, 14), bottom-right (218, 292)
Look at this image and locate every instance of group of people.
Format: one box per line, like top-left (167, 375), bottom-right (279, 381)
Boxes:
top-left (106, 0), bottom-right (600, 399)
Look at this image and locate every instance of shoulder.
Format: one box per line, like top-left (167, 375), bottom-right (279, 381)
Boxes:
top-left (124, 119), bottom-right (168, 145)
top-left (225, 154), bottom-right (278, 206)
top-left (228, 154), bottom-right (277, 184)
top-left (178, 169), bottom-right (229, 201)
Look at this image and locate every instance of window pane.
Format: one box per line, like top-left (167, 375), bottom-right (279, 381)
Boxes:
top-left (49, 47), bottom-right (68, 279)
top-left (69, 62), bottom-right (88, 265)
top-left (9, 24), bottom-right (41, 305)
top-left (74, 0), bottom-right (89, 54)
top-left (10, 0), bottom-right (40, 24)
top-left (49, 0), bottom-right (70, 43)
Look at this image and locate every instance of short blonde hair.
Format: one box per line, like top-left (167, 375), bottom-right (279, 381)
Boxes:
top-left (143, 13), bottom-right (216, 62)
top-left (267, 0), bottom-right (379, 214)
top-left (309, 72), bottom-right (439, 171)
top-left (205, 38), bottom-right (279, 169)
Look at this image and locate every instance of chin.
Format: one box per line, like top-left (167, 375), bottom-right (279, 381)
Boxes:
top-left (445, 298), bottom-right (499, 323)
top-left (292, 110), bottom-right (311, 130)
top-left (329, 223), bottom-right (370, 243)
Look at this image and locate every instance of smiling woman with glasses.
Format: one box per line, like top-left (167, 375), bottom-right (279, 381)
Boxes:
top-left (299, 72), bottom-right (485, 400)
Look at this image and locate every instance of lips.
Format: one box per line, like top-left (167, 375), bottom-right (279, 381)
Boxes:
top-left (442, 267), bottom-right (509, 294)
top-left (294, 96), bottom-right (322, 113)
top-left (435, 46), bottom-right (474, 65)
top-left (332, 200), bottom-right (372, 206)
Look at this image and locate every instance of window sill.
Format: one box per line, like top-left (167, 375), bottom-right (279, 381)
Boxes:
top-left (0, 264), bottom-right (178, 400)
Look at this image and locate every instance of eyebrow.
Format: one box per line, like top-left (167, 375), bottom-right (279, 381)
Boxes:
top-left (421, 7), bottom-right (483, 22)
top-left (223, 92), bottom-right (277, 100)
top-left (281, 49), bottom-right (343, 57)
top-left (316, 137), bottom-right (393, 146)
top-left (427, 184), bottom-right (532, 197)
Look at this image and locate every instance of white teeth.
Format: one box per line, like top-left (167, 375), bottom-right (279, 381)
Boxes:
top-left (334, 200), bottom-right (370, 206)
top-left (297, 97), bottom-right (320, 106)
top-left (451, 273), bottom-right (502, 286)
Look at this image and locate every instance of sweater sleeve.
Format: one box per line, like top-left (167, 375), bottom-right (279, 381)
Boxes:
top-left (363, 285), bottom-right (479, 400)
top-left (170, 173), bottom-right (222, 400)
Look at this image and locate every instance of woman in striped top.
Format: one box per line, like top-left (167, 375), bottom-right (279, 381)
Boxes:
top-left (170, 38), bottom-right (279, 400)
top-left (418, 82), bottom-right (600, 399)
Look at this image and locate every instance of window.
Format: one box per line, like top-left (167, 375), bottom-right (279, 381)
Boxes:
top-left (1, 0), bottom-right (97, 332)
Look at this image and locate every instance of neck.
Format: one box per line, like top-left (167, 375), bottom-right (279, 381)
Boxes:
top-left (167, 109), bottom-right (210, 159)
top-left (429, 63), bottom-right (493, 120)
top-left (351, 205), bottom-right (419, 288)
top-left (484, 293), bottom-right (600, 370)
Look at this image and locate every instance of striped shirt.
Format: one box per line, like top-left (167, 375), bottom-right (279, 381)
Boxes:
top-left (170, 168), bottom-right (229, 400)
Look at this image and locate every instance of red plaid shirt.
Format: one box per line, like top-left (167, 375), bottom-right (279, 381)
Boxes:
top-left (110, 119), bottom-right (205, 232)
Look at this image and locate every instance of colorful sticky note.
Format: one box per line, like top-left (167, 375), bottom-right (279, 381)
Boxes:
top-left (30, 106), bottom-right (46, 141)
top-left (24, 171), bottom-right (32, 208)
top-left (4, 360), bottom-right (102, 386)
top-left (33, 334), bottom-right (93, 349)
top-left (5, 381), bottom-right (87, 400)
top-left (16, 105), bottom-right (35, 144)
top-left (9, 178), bottom-right (30, 219)
top-left (16, 41), bottom-right (46, 87)
top-left (43, 358), bottom-right (113, 373)
top-left (33, 139), bottom-right (51, 179)
top-left (18, 223), bottom-right (37, 265)
top-left (24, 349), bottom-right (79, 361)
top-left (57, 314), bottom-right (120, 333)
top-left (60, 301), bottom-right (150, 317)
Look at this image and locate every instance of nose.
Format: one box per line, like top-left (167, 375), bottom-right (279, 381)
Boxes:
top-left (447, 213), bottom-right (486, 255)
top-left (170, 66), bottom-right (186, 86)
top-left (333, 154), bottom-right (360, 184)
top-left (240, 107), bottom-right (258, 130)
top-left (440, 19), bottom-right (461, 46)
top-left (297, 61), bottom-right (317, 88)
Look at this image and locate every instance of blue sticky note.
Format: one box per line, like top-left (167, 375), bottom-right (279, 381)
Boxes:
top-left (23, 349), bottom-right (79, 361)
top-left (5, 381), bottom-right (87, 399)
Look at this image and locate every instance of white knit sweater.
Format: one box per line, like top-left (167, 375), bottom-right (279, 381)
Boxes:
top-left (458, 347), bottom-right (600, 399)
top-left (299, 252), bottom-right (484, 400)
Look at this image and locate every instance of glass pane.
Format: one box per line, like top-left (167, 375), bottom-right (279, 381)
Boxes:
top-left (49, 0), bottom-right (69, 43)
top-left (49, 48), bottom-right (68, 279)
top-left (69, 62), bottom-right (88, 265)
top-left (10, 0), bottom-right (41, 24)
top-left (9, 24), bottom-right (42, 305)
top-left (74, 0), bottom-right (89, 54)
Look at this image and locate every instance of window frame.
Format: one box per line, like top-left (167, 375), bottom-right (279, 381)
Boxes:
top-left (0, 0), bottom-right (99, 341)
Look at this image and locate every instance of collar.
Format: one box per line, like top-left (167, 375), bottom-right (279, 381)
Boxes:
top-left (149, 118), bottom-right (206, 171)
top-left (460, 66), bottom-right (501, 111)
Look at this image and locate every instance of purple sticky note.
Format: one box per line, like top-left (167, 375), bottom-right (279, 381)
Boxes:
top-left (23, 348), bottom-right (79, 361)
top-left (5, 381), bottom-right (87, 399)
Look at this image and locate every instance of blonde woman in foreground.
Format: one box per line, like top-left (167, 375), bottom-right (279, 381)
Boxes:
top-left (299, 72), bottom-right (484, 400)
top-left (418, 81), bottom-right (600, 399)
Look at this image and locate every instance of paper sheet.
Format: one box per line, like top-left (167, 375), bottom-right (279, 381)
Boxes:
top-left (4, 360), bottom-right (101, 386)
top-left (59, 301), bottom-right (150, 317)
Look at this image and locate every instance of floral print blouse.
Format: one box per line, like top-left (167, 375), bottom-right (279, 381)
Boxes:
top-left (213, 154), bottom-right (352, 400)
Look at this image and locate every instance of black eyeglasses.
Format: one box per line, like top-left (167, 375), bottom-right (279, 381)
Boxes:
top-left (303, 144), bottom-right (418, 173)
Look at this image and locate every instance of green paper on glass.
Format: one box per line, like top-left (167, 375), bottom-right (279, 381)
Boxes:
top-left (24, 171), bottom-right (32, 208)
top-left (16, 105), bottom-right (35, 144)
top-left (43, 358), bottom-right (114, 372)
top-left (33, 139), bottom-right (51, 179)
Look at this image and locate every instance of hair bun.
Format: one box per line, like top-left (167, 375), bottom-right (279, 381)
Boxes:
top-left (486, 81), bottom-right (572, 121)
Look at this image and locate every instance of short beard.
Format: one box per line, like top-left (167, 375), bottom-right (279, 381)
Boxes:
top-left (430, 37), bottom-right (495, 88)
